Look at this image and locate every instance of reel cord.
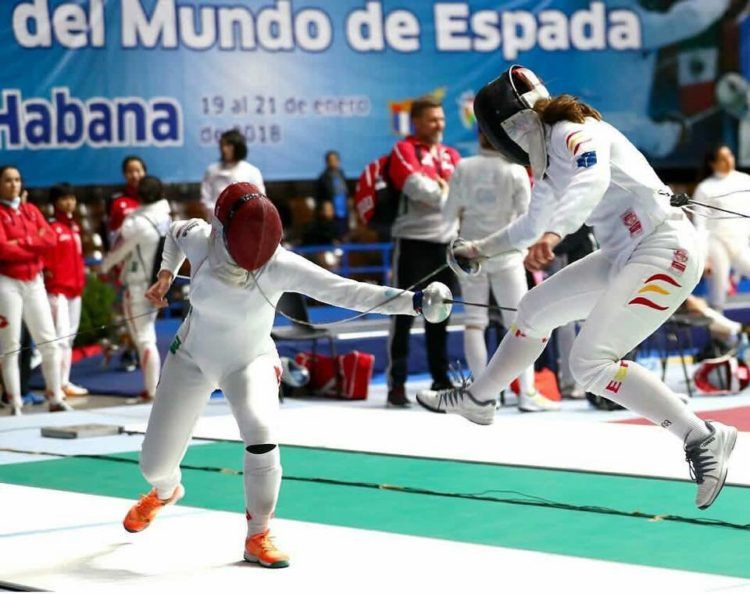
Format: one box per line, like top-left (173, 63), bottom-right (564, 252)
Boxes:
top-left (2, 440), bottom-right (748, 532)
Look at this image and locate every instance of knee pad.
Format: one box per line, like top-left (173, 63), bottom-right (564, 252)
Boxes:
top-left (246, 444), bottom-right (277, 455)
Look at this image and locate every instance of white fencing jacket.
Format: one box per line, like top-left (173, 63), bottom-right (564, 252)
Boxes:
top-left (692, 170), bottom-right (750, 257)
top-left (160, 219), bottom-right (415, 374)
top-left (444, 148), bottom-right (530, 268)
top-left (102, 199), bottom-right (172, 286)
top-left (476, 117), bottom-right (679, 269)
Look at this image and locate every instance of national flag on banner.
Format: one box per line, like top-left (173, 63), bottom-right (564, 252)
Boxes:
top-left (388, 88), bottom-right (446, 137)
top-left (677, 43), bottom-right (718, 115)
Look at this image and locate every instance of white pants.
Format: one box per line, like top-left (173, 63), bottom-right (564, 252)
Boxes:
top-left (706, 236), bottom-right (750, 311)
top-left (459, 254), bottom-right (536, 394)
top-left (470, 216), bottom-right (710, 442)
top-left (48, 293), bottom-right (82, 387)
top-left (123, 283), bottom-right (160, 397)
top-left (140, 345), bottom-right (282, 535)
top-left (0, 274), bottom-right (62, 406)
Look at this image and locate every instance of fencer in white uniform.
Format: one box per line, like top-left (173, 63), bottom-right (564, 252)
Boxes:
top-left (444, 135), bottom-right (558, 412)
top-left (101, 177), bottom-right (171, 401)
top-left (418, 66), bottom-right (737, 510)
top-left (123, 182), bottom-right (452, 567)
top-left (692, 145), bottom-right (750, 311)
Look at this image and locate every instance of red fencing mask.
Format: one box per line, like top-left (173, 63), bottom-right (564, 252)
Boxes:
top-left (214, 182), bottom-right (282, 271)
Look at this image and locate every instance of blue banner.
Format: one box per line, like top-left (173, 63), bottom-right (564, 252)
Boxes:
top-left (1, 0), bottom-right (747, 185)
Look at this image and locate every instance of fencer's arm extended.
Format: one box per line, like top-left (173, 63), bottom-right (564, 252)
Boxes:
top-left (544, 161), bottom-right (611, 239)
top-left (473, 177), bottom-right (557, 257)
top-left (274, 250), bottom-right (417, 316)
top-left (639, 0), bottom-right (730, 50)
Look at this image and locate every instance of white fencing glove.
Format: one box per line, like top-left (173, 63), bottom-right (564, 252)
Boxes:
top-left (413, 282), bottom-right (453, 323)
top-left (447, 237), bottom-right (483, 277)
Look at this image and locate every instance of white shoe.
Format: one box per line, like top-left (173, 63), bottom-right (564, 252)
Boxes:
top-left (10, 405), bottom-right (22, 416)
top-left (63, 383), bottom-right (89, 397)
top-left (685, 421), bottom-right (737, 510)
top-left (416, 385), bottom-right (496, 425)
top-left (518, 390), bottom-right (561, 413)
top-left (29, 349), bottom-right (42, 370)
top-left (560, 383), bottom-right (586, 399)
top-left (49, 399), bottom-right (73, 413)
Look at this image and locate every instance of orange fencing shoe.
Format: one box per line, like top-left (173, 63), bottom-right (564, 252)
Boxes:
top-left (244, 530), bottom-right (290, 568)
top-left (123, 484), bottom-right (184, 533)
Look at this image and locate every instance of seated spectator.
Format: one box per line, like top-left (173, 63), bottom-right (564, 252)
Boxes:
top-left (0, 165), bottom-right (70, 415)
top-left (201, 129), bottom-right (265, 219)
top-left (315, 150), bottom-right (350, 237)
top-left (101, 176), bottom-right (172, 402)
top-left (44, 183), bottom-right (88, 397)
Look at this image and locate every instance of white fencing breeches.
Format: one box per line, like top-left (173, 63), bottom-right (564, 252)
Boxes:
top-left (470, 216), bottom-right (710, 442)
top-left (139, 345), bottom-right (282, 535)
top-left (0, 274), bottom-right (62, 406)
top-left (123, 283), bottom-right (160, 397)
top-left (48, 293), bottom-right (81, 387)
top-left (459, 254), bottom-right (536, 394)
top-left (706, 236), bottom-right (750, 311)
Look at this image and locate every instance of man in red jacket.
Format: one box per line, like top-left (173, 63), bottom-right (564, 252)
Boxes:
top-left (386, 97), bottom-right (461, 406)
top-left (44, 183), bottom-right (88, 398)
top-left (0, 166), bottom-right (70, 415)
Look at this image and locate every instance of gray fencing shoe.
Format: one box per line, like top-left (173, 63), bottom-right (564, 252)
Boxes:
top-left (416, 385), bottom-right (496, 425)
top-left (685, 421), bottom-right (737, 510)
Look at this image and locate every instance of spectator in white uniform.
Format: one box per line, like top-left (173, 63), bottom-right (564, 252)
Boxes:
top-left (444, 132), bottom-right (558, 412)
top-left (693, 145), bottom-right (750, 311)
top-left (101, 176), bottom-right (172, 402)
top-left (200, 129), bottom-right (265, 219)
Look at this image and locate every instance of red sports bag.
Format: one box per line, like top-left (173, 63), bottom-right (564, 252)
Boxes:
top-left (294, 351), bottom-right (375, 400)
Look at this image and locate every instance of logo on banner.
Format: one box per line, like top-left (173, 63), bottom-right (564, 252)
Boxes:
top-left (388, 87), bottom-right (445, 136)
top-left (457, 91), bottom-right (476, 130)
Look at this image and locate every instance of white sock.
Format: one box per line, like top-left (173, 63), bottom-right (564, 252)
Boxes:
top-left (518, 366), bottom-right (536, 395)
top-left (245, 447), bottom-right (282, 537)
top-left (464, 328), bottom-right (487, 378)
top-left (470, 328), bottom-right (549, 402)
top-left (588, 360), bottom-right (710, 443)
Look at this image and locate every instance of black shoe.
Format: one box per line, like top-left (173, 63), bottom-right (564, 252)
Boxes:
top-left (387, 385), bottom-right (411, 407)
top-left (430, 380), bottom-right (454, 391)
top-left (119, 349), bottom-right (137, 373)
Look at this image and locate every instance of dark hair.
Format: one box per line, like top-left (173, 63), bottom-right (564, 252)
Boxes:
top-left (0, 165), bottom-right (20, 180)
top-left (138, 175), bottom-right (163, 204)
top-left (50, 183), bottom-right (75, 203)
top-left (533, 94), bottom-right (602, 125)
top-left (220, 129), bottom-right (248, 162)
top-left (700, 143), bottom-right (733, 179)
top-left (410, 96), bottom-right (443, 121)
top-left (122, 155), bottom-right (147, 174)
top-left (324, 150), bottom-right (340, 162)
